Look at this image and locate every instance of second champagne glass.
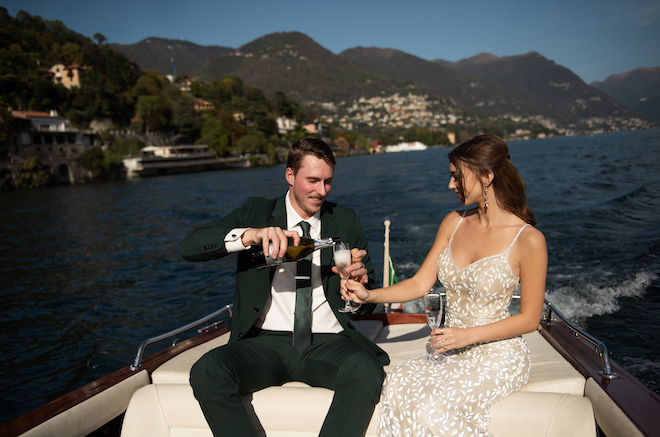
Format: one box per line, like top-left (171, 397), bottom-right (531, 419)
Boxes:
top-left (424, 291), bottom-right (445, 362)
top-left (334, 243), bottom-right (358, 313)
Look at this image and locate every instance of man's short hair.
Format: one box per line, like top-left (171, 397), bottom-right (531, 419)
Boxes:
top-left (287, 138), bottom-right (336, 174)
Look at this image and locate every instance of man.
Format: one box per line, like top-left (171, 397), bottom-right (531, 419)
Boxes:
top-left (181, 138), bottom-right (389, 437)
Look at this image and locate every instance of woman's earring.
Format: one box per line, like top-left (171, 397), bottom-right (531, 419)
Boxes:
top-left (484, 183), bottom-right (489, 212)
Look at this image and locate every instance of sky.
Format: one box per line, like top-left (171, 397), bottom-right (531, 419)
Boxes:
top-left (4, 0), bottom-right (660, 84)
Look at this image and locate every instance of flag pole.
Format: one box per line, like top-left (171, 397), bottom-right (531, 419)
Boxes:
top-left (383, 220), bottom-right (391, 288)
top-left (383, 220), bottom-right (391, 312)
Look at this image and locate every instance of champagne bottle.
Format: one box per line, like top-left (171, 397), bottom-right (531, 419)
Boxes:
top-left (250, 236), bottom-right (342, 269)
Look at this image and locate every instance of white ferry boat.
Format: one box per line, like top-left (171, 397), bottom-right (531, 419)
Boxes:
top-left (122, 145), bottom-right (250, 178)
top-left (384, 141), bottom-right (428, 153)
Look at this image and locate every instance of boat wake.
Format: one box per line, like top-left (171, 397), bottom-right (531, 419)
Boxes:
top-left (545, 268), bottom-right (657, 322)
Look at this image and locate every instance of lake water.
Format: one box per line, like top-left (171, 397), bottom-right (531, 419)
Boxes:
top-left (1, 129), bottom-right (659, 424)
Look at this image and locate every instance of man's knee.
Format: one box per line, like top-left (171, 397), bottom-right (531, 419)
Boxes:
top-left (340, 349), bottom-right (385, 392)
top-left (190, 352), bottom-right (212, 390)
top-left (190, 348), bottom-right (233, 391)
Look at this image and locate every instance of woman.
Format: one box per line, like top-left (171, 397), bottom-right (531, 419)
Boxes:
top-left (344, 134), bottom-right (547, 436)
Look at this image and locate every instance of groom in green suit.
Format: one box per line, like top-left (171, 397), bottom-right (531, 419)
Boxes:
top-left (181, 138), bottom-right (389, 437)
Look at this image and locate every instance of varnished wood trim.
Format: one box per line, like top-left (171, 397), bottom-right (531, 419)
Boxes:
top-left (353, 312), bottom-right (426, 325)
top-left (539, 320), bottom-right (660, 437)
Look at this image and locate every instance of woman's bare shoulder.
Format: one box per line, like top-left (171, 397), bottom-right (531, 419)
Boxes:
top-left (436, 210), bottom-right (466, 239)
top-left (518, 225), bottom-right (547, 253)
top-left (440, 209), bottom-right (465, 228)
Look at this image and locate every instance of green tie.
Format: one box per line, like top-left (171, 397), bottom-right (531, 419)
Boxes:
top-left (293, 221), bottom-right (312, 353)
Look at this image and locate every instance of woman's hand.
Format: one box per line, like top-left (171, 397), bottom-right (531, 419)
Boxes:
top-left (428, 327), bottom-right (474, 353)
top-left (342, 278), bottom-right (372, 303)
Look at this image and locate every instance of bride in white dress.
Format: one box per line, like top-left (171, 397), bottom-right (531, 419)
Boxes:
top-left (344, 134), bottom-right (548, 436)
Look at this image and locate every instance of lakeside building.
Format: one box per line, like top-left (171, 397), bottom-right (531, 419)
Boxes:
top-left (302, 121), bottom-right (329, 138)
top-left (3, 111), bottom-right (97, 186)
top-left (48, 63), bottom-right (92, 89)
top-left (193, 98), bottom-right (214, 111)
top-left (276, 116), bottom-right (298, 134)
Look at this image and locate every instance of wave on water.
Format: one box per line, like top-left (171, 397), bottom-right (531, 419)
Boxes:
top-left (545, 269), bottom-right (658, 322)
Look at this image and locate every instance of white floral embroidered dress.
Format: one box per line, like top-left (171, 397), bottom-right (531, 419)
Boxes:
top-left (378, 215), bottom-right (532, 437)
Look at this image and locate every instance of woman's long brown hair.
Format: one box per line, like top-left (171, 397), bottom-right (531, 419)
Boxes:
top-left (448, 134), bottom-right (536, 226)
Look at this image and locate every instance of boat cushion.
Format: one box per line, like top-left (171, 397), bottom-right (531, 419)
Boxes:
top-left (378, 323), bottom-right (587, 396)
top-left (120, 383), bottom-right (595, 437)
top-left (488, 391), bottom-right (596, 437)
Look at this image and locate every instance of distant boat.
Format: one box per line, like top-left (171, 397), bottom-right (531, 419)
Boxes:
top-left (384, 141), bottom-right (428, 153)
top-left (122, 145), bottom-right (251, 178)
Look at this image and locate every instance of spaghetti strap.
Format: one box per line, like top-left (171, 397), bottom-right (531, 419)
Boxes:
top-left (507, 224), bottom-right (531, 251)
top-left (448, 210), bottom-right (467, 243)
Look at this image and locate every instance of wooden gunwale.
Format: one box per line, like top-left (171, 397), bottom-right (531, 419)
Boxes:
top-left (539, 318), bottom-right (660, 437)
top-left (0, 323), bottom-right (229, 437)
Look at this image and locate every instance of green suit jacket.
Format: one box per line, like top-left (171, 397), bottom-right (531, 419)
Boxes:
top-left (180, 195), bottom-right (389, 366)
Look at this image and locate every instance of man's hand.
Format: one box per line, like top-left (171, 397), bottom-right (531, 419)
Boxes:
top-left (332, 248), bottom-right (369, 284)
top-left (242, 227), bottom-right (301, 259)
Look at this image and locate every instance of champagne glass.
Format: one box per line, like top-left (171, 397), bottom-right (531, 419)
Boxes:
top-left (424, 291), bottom-right (445, 362)
top-left (334, 243), bottom-right (359, 313)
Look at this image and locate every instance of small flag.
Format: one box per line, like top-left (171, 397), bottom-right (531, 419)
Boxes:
top-left (388, 255), bottom-right (398, 286)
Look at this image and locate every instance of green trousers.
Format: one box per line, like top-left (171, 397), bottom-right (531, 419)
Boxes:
top-left (190, 329), bottom-right (385, 437)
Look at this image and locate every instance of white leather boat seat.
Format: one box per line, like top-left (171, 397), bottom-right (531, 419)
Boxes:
top-left (378, 323), bottom-right (587, 396)
top-left (123, 321), bottom-right (596, 437)
top-left (121, 382), bottom-right (595, 437)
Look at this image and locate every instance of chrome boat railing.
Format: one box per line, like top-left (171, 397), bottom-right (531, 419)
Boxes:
top-left (130, 304), bottom-right (233, 371)
top-left (543, 299), bottom-right (619, 379)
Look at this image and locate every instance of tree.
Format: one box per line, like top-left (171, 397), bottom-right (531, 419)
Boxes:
top-left (93, 33), bottom-right (107, 45)
top-left (135, 95), bottom-right (166, 134)
top-left (0, 100), bottom-right (13, 156)
top-left (273, 91), bottom-right (305, 123)
top-left (20, 157), bottom-right (51, 188)
top-left (76, 147), bottom-right (105, 178)
top-left (236, 134), bottom-right (267, 154)
top-left (165, 87), bottom-right (203, 142)
top-left (333, 137), bottom-right (350, 157)
top-left (197, 116), bottom-right (233, 156)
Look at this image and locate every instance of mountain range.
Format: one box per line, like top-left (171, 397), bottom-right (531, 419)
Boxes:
top-left (110, 32), bottom-right (660, 125)
top-left (591, 67), bottom-right (660, 124)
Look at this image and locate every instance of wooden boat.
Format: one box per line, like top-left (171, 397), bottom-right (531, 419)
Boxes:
top-left (2, 299), bottom-right (659, 437)
top-left (3, 221), bottom-right (659, 436)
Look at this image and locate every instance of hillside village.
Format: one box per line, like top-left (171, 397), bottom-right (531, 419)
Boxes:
top-left (315, 92), bottom-right (652, 140)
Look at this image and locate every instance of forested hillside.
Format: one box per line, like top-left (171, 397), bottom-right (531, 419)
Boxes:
top-left (0, 8), bottom-right (319, 169)
top-left (0, 7), bottom-right (139, 126)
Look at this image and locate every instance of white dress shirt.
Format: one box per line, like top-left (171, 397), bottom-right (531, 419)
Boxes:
top-left (223, 191), bottom-right (343, 334)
